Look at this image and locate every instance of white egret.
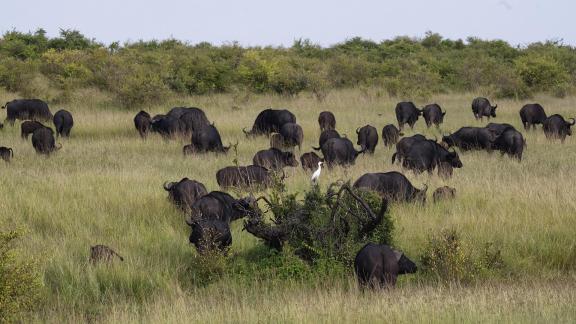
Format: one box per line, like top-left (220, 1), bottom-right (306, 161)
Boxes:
top-left (311, 161), bottom-right (324, 184)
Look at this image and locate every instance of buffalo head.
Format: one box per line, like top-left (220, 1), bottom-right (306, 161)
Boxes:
top-left (491, 104), bottom-right (498, 117)
top-left (394, 250), bottom-right (418, 274)
top-left (447, 149), bottom-right (463, 168)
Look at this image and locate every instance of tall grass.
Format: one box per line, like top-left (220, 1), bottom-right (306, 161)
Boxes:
top-left (0, 88), bottom-right (575, 322)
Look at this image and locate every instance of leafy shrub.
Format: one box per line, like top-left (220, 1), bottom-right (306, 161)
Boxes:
top-left (0, 230), bottom-right (42, 322)
top-left (515, 54), bottom-right (570, 96)
top-left (115, 67), bottom-right (171, 108)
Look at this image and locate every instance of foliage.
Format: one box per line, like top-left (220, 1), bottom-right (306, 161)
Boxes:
top-left (0, 230), bottom-right (42, 322)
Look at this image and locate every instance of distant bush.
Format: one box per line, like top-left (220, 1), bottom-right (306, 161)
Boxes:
top-left (0, 230), bottom-right (42, 322)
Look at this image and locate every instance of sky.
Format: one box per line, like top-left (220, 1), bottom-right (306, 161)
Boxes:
top-left (1, 0), bottom-right (574, 47)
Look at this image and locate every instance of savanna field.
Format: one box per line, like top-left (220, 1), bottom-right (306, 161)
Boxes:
top-left (1, 87), bottom-right (576, 323)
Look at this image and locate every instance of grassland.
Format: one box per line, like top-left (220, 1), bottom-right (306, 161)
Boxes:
top-left (0, 88), bottom-right (575, 323)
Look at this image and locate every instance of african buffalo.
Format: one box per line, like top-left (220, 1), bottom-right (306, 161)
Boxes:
top-left (300, 152), bottom-right (322, 172)
top-left (133, 110), bottom-right (152, 138)
top-left (151, 115), bottom-right (184, 139)
top-left (312, 129), bottom-right (340, 150)
top-left (519, 104), bottom-right (547, 130)
top-left (486, 123), bottom-right (516, 136)
top-left (356, 125), bottom-right (378, 154)
top-left (278, 122), bottom-right (304, 150)
top-left (31, 127), bottom-right (61, 155)
top-left (403, 139), bottom-right (463, 174)
top-left (243, 109), bottom-right (296, 137)
top-left (179, 108), bottom-right (210, 136)
top-left (318, 111), bottom-right (336, 131)
top-left (253, 148), bottom-right (298, 170)
top-left (321, 137), bottom-right (364, 167)
top-left (184, 124), bottom-right (230, 154)
top-left (0, 147), bottom-right (13, 162)
top-left (441, 127), bottom-right (496, 151)
top-left (188, 191), bottom-right (254, 224)
top-left (381, 124), bottom-right (403, 147)
top-left (492, 128), bottom-right (525, 160)
top-left (163, 178), bottom-right (208, 212)
top-left (433, 186), bottom-right (456, 203)
top-left (353, 172), bottom-right (427, 203)
top-left (216, 165), bottom-right (275, 189)
top-left (2, 99), bottom-right (53, 125)
top-left (354, 243), bottom-right (417, 288)
top-left (391, 134), bottom-right (427, 164)
top-left (187, 219), bottom-right (232, 253)
top-left (21, 121), bottom-right (49, 140)
top-left (422, 103), bottom-right (446, 128)
top-left (472, 97), bottom-right (497, 120)
top-left (395, 102), bottom-right (422, 130)
top-left (543, 114), bottom-right (575, 142)
top-left (53, 109), bottom-right (74, 137)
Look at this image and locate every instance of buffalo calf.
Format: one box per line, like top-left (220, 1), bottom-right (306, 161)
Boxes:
top-left (354, 243), bottom-right (417, 288)
top-left (0, 147), bottom-right (13, 162)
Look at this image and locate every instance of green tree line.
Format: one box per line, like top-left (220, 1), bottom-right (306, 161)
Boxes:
top-left (1, 29), bottom-right (575, 107)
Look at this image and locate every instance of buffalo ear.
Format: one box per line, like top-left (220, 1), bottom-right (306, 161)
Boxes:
top-left (393, 250), bottom-right (403, 262)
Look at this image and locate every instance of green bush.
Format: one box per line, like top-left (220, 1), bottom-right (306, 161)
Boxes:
top-left (0, 230), bottom-right (42, 322)
top-left (515, 54), bottom-right (570, 96)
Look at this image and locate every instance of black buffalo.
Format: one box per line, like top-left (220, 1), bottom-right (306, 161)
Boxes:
top-left (0, 147), bottom-right (13, 162)
top-left (312, 129), bottom-right (340, 151)
top-left (243, 109), bottom-right (296, 137)
top-left (179, 108), bottom-right (210, 136)
top-left (2, 99), bottom-right (53, 125)
top-left (441, 127), bottom-right (496, 151)
top-left (519, 104), bottom-right (547, 130)
top-left (300, 152), bottom-right (322, 172)
top-left (403, 139), bottom-right (463, 174)
top-left (353, 172), bottom-right (427, 203)
top-left (187, 219), bottom-right (232, 253)
top-left (318, 111), bottom-right (336, 131)
top-left (472, 97), bottom-right (497, 120)
top-left (151, 115), bottom-right (184, 139)
top-left (321, 137), bottom-right (364, 167)
top-left (354, 243), bottom-right (417, 288)
top-left (188, 191), bottom-right (254, 224)
top-left (422, 103), bottom-right (446, 128)
top-left (184, 124), bottom-right (230, 154)
top-left (216, 165), bottom-right (275, 189)
top-left (486, 122), bottom-right (516, 136)
top-left (133, 110), bottom-right (152, 138)
top-left (21, 121), bottom-right (49, 139)
top-left (543, 114), bottom-right (575, 142)
top-left (53, 109), bottom-right (74, 137)
top-left (31, 127), bottom-right (61, 155)
top-left (356, 125), bottom-right (378, 154)
top-left (253, 148), bottom-right (298, 170)
top-left (278, 122), bottom-right (304, 150)
top-left (395, 102), bottom-right (422, 130)
top-left (391, 134), bottom-right (427, 164)
top-left (163, 178), bottom-right (208, 212)
top-left (492, 128), bottom-right (525, 160)
top-left (381, 124), bottom-right (403, 147)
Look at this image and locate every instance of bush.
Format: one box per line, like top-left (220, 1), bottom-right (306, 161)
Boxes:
top-left (115, 67), bottom-right (171, 108)
top-left (515, 54), bottom-right (570, 96)
top-left (0, 230), bottom-right (42, 322)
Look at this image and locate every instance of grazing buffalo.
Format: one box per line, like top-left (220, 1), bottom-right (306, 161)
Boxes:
top-left (486, 123), bottom-right (516, 136)
top-left (312, 129), bottom-right (340, 151)
top-left (278, 122), bottom-right (304, 150)
top-left (188, 191), bottom-right (254, 224)
top-left (492, 128), bottom-right (525, 160)
top-left (243, 109), bottom-right (296, 137)
top-left (53, 109), bottom-right (74, 137)
top-left (187, 219), bottom-right (232, 253)
top-left (354, 243), bottom-right (417, 288)
top-left (356, 125), bottom-right (378, 154)
top-left (318, 111), bottom-right (336, 131)
top-left (441, 127), bottom-right (496, 151)
top-left (519, 104), bottom-right (547, 130)
top-left (179, 108), bottom-right (210, 136)
top-left (381, 124), bottom-right (403, 147)
top-left (163, 178), bottom-right (208, 212)
top-left (184, 124), bottom-right (230, 154)
top-left (321, 137), bottom-right (364, 167)
top-left (391, 134), bottom-right (427, 164)
top-left (216, 165), bottom-right (275, 189)
top-left (395, 102), bottom-right (422, 130)
top-left (0, 147), bottom-right (13, 162)
top-left (353, 172), bottom-right (427, 203)
top-left (403, 139), bottom-right (463, 174)
top-left (422, 103), bottom-right (446, 128)
top-left (21, 121), bottom-right (49, 139)
top-left (133, 110), bottom-right (152, 138)
top-left (2, 99), bottom-right (52, 125)
top-left (472, 97), bottom-right (497, 120)
top-left (300, 152), bottom-right (322, 172)
top-left (31, 127), bottom-right (61, 155)
top-left (543, 114), bottom-right (575, 142)
top-left (433, 186), bottom-right (456, 203)
top-left (151, 115), bottom-right (184, 139)
top-left (166, 107), bottom-right (201, 119)
top-left (253, 148), bottom-right (298, 170)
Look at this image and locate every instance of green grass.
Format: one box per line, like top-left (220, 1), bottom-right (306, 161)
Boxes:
top-left (0, 88), bottom-right (575, 322)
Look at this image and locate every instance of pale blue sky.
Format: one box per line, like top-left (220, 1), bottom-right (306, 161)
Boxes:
top-left (1, 0), bottom-right (573, 46)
